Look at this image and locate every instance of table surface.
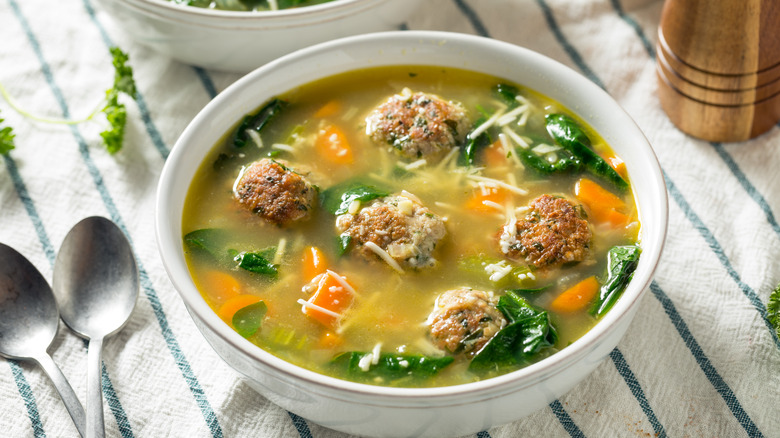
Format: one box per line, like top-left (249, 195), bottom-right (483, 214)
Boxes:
top-left (1, 0), bottom-right (778, 437)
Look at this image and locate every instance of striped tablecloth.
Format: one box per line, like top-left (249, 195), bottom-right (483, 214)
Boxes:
top-left (1, 0), bottom-right (778, 436)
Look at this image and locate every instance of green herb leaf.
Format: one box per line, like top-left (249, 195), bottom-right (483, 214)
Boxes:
top-left (0, 110), bottom-right (16, 155)
top-left (184, 228), bottom-right (230, 260)
top-left (234, 250), bottom-right (278, 276)
top-left (233, 98), bottom-right (286, 148)
top-left (493, 83), bottom-right (521, 109)
top-left (767, 283), bottom-right (779, 341)
top-left (232, 301), bottom-right (268, 338)
top-left (459, 115), bottom-right (492, 166)
top-left (470, 291), bottom-right (557, 372)
top-left (514, 144), bottom-right (581, 174)
top-left (320, 182), bottom-right (389, 215)
top-left (331, 352), bottom-right (454, 385)
top-left (99, 47), bottom-right (137, 154)
top-left (337, 233), bottom-right (352, 256)
top-left (591, 245), bottom-right (641, 317)
top-left (545, 113), bottom-right (628, 191)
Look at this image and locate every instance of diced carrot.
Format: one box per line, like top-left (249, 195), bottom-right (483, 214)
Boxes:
top-left (218, 294), bottom-right (262, 323)
top-left (200, 270), bottom-right (241, 303)
top-left (574, 178), bottom-right (632, 227)
top-left (549, 276), bottom-right (600, 313)
top-left (318, 331), bottom-right (343, 349)
top-left (315, 124), bottom-right (353, 164)
top-left (464, 186), bottom-right (509, 213)
top-left (482, 140), bottom-right (508, 167)
top-left (606, 155), bottom-right (628, 179)
top-left (313, 100), bottom-right (342, 118)
top-left (302, 271), bottom-right (354, 327)
top-left (302, 246), bottom-right (327, 280)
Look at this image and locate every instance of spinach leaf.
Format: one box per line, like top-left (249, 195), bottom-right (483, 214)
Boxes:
top-left (232, 301), bottom-right (267, 338)
top-left (470, 291), bottom-right (557, 372)
top-left (545, 113), bottom-right (629, 191)
top-left (234, 249), bottom-right (278, 277)
top-left (590, 245), bottom-right (641, 317)
top-left (514, 145), bottom-right (581, 174)
top-left (505, 285), bottom-right (551, 295)
top-left (493, 83), bottom-right (521, 109)
top-left (331, 352), bottom-right (454, 385)
top-left (232, 98), bottom-right (286, 148)
top-left (184, 228), bottom-right (230, 261)
top-left (459, 116), bottom-right (492, 166)
top-left (336, 233), bottom-right (352, 256)
top-left (320, 181), bottom-right (389, 215)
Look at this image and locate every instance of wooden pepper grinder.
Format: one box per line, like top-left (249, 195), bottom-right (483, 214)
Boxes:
top-left (656, 0), bottom-right (780, 142)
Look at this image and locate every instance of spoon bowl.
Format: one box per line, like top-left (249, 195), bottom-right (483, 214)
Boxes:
top-left (53, 216), bottom-right (139, 438)
top-left (0, 243), bottom-right (86, 437)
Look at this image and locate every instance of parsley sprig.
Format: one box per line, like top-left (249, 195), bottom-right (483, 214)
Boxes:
top-left (0, 110), bottom-right (15, 155)
top-left (770, 283), bottom-right (780, 342)
top-left (0, 47), bottom-right (137, 155)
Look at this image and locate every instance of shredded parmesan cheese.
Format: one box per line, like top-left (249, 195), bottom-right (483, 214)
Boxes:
top-left (403, 159), bottom-right (428, 170)
top-left (469, 108), bottom-right (505, 139)
top-left (467, 174), bottom-right (528, 195)
top-left (532, 143), bottom-right (561, 154)
top-left (400, 190), bottom-right (422, 204)
top-left (246, 129), bottom-right (263, 149)
top-left (348, 200), bottom-right (361, 214)
top-left (271, 143), bottom-right (295, 152)
top-left (485, 260), bottom-right (513, 282)
top-left (273, 238), bottom-right (287, 264)
top-left (364, 241), bottom-right (404, 273)
top-left (326, 270), bottom-right (357, 297)
top-left (297, 299), bottom-right (341, 318)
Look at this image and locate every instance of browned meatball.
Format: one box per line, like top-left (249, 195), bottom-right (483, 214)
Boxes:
top-left (499, 194), bottom-right (591, 268)
top-left (365, 90), bottom-right (471, 161)
top-left (233, 158), bottom-right (317, 225)
top-left (335, 194), bottom-right (446, 269)
top-left (427, 288), bottom-right (506, 357)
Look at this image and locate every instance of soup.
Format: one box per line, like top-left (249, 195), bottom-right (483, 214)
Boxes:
top-left (182, 65), bottom-right (641, 388)
top-left (170, 0), bottom-right (336, 12)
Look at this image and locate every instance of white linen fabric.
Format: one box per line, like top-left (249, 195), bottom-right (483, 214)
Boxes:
top-left (0, 0), bottom-right (778, 437)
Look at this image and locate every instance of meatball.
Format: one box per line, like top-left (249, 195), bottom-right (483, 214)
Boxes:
top-left (498, 194), bottom-right (591, 268)
top-left (365, 89), bottom-right (471, 161)
top-left (233, 158), bottom-right (317, 225)
top-left (335, 194), bottom-right (446, 269)
top-left (427, 288), bottom-right (506, 357)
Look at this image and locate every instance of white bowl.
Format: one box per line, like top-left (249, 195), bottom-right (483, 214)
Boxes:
top-left (95, 0), bottom-right (419, 72)
top-left (156, 31), bottom-right (668, 437)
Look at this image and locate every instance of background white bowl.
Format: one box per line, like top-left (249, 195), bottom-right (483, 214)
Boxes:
top-left (95, 0), bottom-right (419, 72)
top-left (156, 31), bottom-right (668, 437)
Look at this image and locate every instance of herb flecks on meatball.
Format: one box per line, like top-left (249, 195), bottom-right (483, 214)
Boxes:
top-left (233, 158), bottom-right (317, 226)
top-left (428, 288), bottom-right (506, 357)
top-left (499, 194), bottom-right (591, 268)
top-left (365, 89), bottom-right (471, 161)
top-left (336, 194), bottom-right (446, 269)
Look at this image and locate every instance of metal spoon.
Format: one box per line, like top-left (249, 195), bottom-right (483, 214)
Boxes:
top-left (53, 217), bottom-right (139, 438)
top-left (0, 243), bottom-right (87, 437)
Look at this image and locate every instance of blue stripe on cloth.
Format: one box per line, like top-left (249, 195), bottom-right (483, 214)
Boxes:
top-left (287, 412), bottom-right (313, 438)
top-left (664, 172), bottom-right (780, 348)
top-left (609, 0), bottom-right (655, 59)
top-left (549, 400), bottom-right (586, 438)
top-left (609, 349), bottom-right (667, 438)
top-left (476, 431), bottom-right (492, 438)
top-left (534, 0), bottom-right (606, 90)
top-left (453, 0), bottom-right (489, 37)
top-left (709, 142), bottom-right (780, 239)
top-left (649, 282), bottom-right (764, 437)
top-left (611, 0), bottom-right (780, 345)
top-left (102, 363), bottom-right (135, 438)
top-left (8, 361), bottom-right (46, 438)
top-left (192, 67), bottom-right (219, 100)
top-left (8, 1), bottom-right (225, 436)
top-left (2, 154), bottom-right (56, 265)
top-left (81, 0), bottom-right (170, 159)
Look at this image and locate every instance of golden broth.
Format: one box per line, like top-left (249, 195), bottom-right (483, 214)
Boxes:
top-left (182, 65), bottom-right (640, 387)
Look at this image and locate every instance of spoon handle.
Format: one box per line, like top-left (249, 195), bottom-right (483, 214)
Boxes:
top-left (34, 352), bottom-right (86, 438)
top-left (87, 338), bottom-right (105, 438)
